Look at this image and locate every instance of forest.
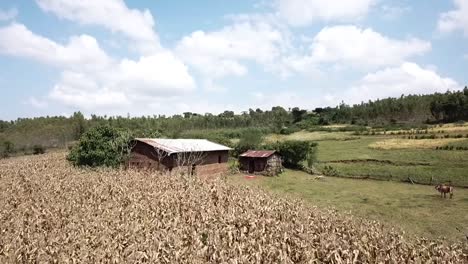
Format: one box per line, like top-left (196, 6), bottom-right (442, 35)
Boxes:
top-left (1, 87), bottom-right (467, 156)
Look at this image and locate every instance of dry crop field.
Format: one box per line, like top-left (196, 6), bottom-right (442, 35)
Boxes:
top-left (0, 153), bottom-right (467, 263)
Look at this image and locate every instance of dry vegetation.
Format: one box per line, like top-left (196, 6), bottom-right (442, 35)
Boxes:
top-left (0, 153), bottom-right (466, 263)
top-left (369, 138), bottom-right (466, 150)
top-left (265, 131), bottom-right (358, 142)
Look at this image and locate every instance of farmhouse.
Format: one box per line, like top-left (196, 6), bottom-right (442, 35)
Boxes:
top-left (239, 150), bottom-right (282, 176)
top-left (128, 138), bottom-right (231, 176)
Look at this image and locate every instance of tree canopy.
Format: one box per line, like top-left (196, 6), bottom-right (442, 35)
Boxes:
top-left (67, 125), bottom-right (133, 167)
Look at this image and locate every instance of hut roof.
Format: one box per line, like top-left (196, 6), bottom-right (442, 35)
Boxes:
top-left (239, 150), bottom-right (277, 158)
top-left (135, 138), bottom-right (232, 154)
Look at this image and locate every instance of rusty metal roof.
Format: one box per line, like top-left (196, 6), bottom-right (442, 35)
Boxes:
top-left (135, 138), bottom-right (231, 154)
top-left (239, 150), bottom-right (277, 158)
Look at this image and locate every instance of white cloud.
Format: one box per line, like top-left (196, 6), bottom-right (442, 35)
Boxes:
top-left (176, 20), bottom-right (286, 78)
top-left (380, 5), bottom-right (411, 20)
top-left (48, 52), bottom-right (195, 111)
top-left (307, 25), bottom-right (431, 69)
top-left (438, 0), bottom-right (468, 36)
top-left (50, 83), bottom-right (130, 111)
top-left (116, 52), bottom-right (196, 96)
top-left (464, 54), bottom-right (468, 60)
top-left (276, 0), bottom-right (375, 26)
top-left (337, 62), bottom-right (460, 105)
top-left (0, 8), bottom-right (17, 21)
top-left (35, 0), bottom-right (160, 52)
top-left (0, 23), bottom-right (112, 71)
top-left (0, 22), bottom-right (195, 111)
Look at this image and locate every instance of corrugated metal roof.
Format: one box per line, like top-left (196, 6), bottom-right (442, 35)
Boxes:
top-left (135, 138), bottom-right (232, 154)
top-left (239, 150), bottom-right (277, 158)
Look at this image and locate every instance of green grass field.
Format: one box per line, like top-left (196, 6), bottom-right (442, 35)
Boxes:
top-left (316, 137), bottom-right (468, 186)
top-left (229, 170), bottom-right (468, 242)
top-left (262, 126), bottom-right (468, 187)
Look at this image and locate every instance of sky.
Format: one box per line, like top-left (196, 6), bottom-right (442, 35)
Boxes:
top-left (0, 0), bottom-right (467, 120)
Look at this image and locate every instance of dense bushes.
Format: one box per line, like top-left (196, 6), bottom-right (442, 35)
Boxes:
top-left (32, 145), bottom-right (45, 155)
top-left (0, 140), bottom-right (14, 158)
top-left (321, 165), bottom-right (339, 176)
top-left (279, 126), bottom-right (301, 135)
top-left (267, 140), bottom-right (318, 169)
top-left (67, 125), bottom-right (133, 167)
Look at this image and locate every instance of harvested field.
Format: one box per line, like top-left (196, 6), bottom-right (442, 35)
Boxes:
top-left (266, 131), bottom-right (359, 142)
top-left (430, 123), bottom-right (468, 133)
top-left (369, 138), bottom-right (465, 150)
top-left (323, 159), bottom-right (430, 166)
top-left (0, 153), bottom-right (467, 263)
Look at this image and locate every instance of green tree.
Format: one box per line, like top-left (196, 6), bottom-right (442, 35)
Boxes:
top-left (233, 128), bottom-right (264, 157)
top-left (72, 111), bottom-right (86, 140)
top-left (271, 140), bottom-right (317, 168)
top-left (291, 107), bottom-right (307, 123)
top-left (67, 125), bottom-right (133, 167)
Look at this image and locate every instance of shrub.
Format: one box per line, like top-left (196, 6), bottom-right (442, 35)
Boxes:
top-left (279, 126), bottom-right (300, 135)
top-left (306, 145), bottom-right (318, 168)
top-left (268, 140), bottom-right (318, 169)
top-left (228, 159), bottom-right (240, 174)
top-left (317, 117), bottom-right (329, 125)
top-left (32, 145), bottom-right (45, 155)
top-left (1, 140), bottom-right (14, 158)
top-left (67, 125), bottom-right (133, 167)
top-left (322, 165), bottom-right (338, 176)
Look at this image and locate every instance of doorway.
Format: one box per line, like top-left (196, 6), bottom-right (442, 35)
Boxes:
top-left (248, 160), bottom-right (255, 173)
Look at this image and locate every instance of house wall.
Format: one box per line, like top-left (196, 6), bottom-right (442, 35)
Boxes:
top-left (128, 141), bottom-right (229, 176)
top-left (128, 141), bottom-right (174, 170)
top-left (239, 157), bottom-right (267, 172)
top-left (172, 151), bottom-right (230, 176)
top-left (265, 154), bottom-right (282, 176)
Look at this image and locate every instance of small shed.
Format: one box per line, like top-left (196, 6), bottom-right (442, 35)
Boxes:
top-left (239, 150), bottom-right (282, 176)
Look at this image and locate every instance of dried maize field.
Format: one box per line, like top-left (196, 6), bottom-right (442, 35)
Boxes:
top-left (0, 153), bottom-right (467, 263)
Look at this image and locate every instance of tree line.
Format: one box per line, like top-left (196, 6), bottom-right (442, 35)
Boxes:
top-left (1, 88), bottom-right (467, 157)
top-left (318, 87), bottom-right (468, 125)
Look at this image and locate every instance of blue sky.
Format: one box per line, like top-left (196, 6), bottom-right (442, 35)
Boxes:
top-left (0, 0), bottom-right (467, 120)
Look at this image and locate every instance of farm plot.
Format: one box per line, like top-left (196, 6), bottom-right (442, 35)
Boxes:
top-left (316, 137), bottom-right (468, 186)
top-left (0, 153), bottom-right (466, 262)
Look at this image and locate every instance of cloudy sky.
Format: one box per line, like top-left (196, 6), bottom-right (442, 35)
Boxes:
top-left (0, 0), bottom-right (467, 120)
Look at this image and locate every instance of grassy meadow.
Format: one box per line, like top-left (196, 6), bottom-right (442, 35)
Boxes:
top-left (229, 170), bottom-right (468, 242)
top-left (262, 123), bottom-right (468, 187)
